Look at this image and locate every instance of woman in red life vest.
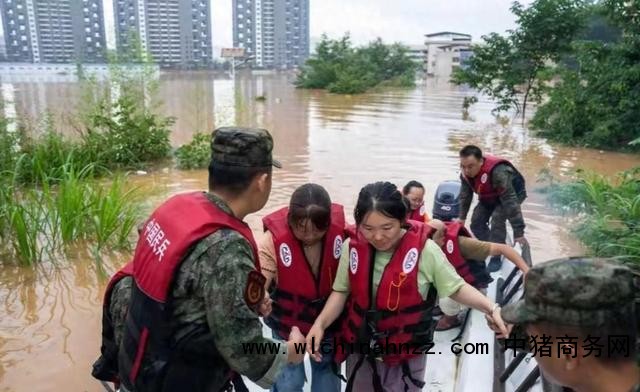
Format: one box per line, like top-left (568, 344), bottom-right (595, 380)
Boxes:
top-left (305, 182), bottom-right (509, 392)
top-left (403, 180), bottom-right (430, 223)
top-left (259, 183), bottom-right (345, 392)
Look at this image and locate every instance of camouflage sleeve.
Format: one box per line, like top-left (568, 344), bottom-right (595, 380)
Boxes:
top-left (109, 276), bottom-right (133, 348)
top-left (492, 165), bottom-right (526, 238)
top-left (459, 175), bottom-right (473, 220)
top-left (204, 234), bottom-right (288, 388)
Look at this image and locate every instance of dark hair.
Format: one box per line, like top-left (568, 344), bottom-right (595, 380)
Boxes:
top-left (287, 183), bottom-right (332, 231)
top-left (402, 180), bottom-right (424, 195)
top-left (354, 182), bottom-right (409, 226)
top-left (208, 161), bottom-right (271, 196)
top-left (459, 145), bottom-right (483, 160)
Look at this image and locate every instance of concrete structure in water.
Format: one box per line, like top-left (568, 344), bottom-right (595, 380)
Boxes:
top-left (407, 45), bottom-right (428, 76)
top-left (232, 0), bottom-right (310, 69)
top-left (0, 0), bottom-right (107, 63)
top-left (113, 0), bottom-right (212, 68)
top-left (424, 31), bottom-right (472, 79)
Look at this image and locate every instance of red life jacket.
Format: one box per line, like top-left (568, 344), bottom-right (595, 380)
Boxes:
top-left (262, 204), bottom-right (345, 338)
top-left (119, 192), bottom-right (260, 392)
top-left (407, 202), bottom-right (428, 223)
top-left (91, 262), bottom-right (134, 385)
top-left (338, 220), bottom-right (438, 366)
top-left (440, 222), bottom-right (476, 286)
top-left (461, 154), bottom-right (525, 205)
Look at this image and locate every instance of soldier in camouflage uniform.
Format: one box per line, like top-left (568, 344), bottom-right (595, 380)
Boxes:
top-left (500, 257), bottom-right (640, 392)
top-left (114, 127), bottom-right (306, 392)
top-left (458, 145), bottom-right (527, 272)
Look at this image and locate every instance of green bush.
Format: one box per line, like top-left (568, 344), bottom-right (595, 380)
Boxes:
top-left (175, 132), bottom-right (211, 170)
top-left (529, 1), bottom-right (640, 151)
top-left (82, 94), bottom-right (174, 169)
top-left (544, 167), bottom-right (640, 265)
top-left (296, 35), bottom-right (417, 94)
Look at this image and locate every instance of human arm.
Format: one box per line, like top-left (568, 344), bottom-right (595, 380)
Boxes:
top-left (206, 237), bottom-right (304, 388)
top-left (458, 176), bottom-right (473, 222)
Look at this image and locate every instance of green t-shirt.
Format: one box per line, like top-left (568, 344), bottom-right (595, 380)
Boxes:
top-left (332, 236), bottom-right (465, 300)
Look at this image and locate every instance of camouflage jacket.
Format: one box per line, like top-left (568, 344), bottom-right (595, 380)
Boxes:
top-left (115, 192), bottom-right (288, 390)
top-left (459, 163), bottom-right (526, 238)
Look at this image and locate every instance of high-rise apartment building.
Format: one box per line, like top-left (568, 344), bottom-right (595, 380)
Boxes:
top-left (114, 0), bottom-right (212, 68)
top-left (0, 0), bottom-right (107, 63)
top-left (233, 0), bottom-right (309, 69)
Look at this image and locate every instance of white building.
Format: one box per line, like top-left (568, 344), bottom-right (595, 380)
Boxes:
top-left (406, 45), bottom-right (427, 74)
top-left (424, 31), bottom-right (472, 79)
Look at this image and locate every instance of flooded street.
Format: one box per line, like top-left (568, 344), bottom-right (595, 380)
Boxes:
top-left (1, 73), bottom-right (640, 391)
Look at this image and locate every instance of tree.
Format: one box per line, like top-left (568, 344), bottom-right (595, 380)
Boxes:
top-left (295, 35), bottom-right (417, 94)
top-left (530, 0), bottom-right (640, 150)
top-left (452, 0), bottom-right (589, 119)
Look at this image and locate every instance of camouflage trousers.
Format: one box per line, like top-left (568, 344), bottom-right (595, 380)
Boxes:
top-left (470, 202), bottom-right (510, 244)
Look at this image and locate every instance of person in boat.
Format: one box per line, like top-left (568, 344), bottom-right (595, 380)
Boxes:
top-left (91, 262), bottom-right (133, 389)
top-left (305, 181), bottom-right (509, 392)
top-left (115, 127), bottom-right (305, 392)
top-left (458, 145), bottom-right (528, 272)
top-left (402, 180), bottom-right (430, 223)
top-left (501, 257), bottom-right (639, 392)
top-left (426, 218), bottom-right (530, 331)
top-left (259, 183), bottom-right (345, 392)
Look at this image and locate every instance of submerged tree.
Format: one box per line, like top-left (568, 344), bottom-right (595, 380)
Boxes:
top-left (296, 34), bottom-right (417, 94)
top-left (452, 0), bottom-right (589, 119)
top-left (531, 0), bottom-right (640, 150)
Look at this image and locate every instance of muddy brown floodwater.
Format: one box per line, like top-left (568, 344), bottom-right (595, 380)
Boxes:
top-left (1, 73), bottom-right (639, 391)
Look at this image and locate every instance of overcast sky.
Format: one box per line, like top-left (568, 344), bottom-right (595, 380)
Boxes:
top-left (99, 0), bottom-right (533, 56)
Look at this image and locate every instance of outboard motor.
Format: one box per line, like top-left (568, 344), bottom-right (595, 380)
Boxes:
top-left (432, 180), bottom-right (461, 222)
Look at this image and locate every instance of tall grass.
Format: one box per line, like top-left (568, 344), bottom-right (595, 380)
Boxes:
top-left (0, 144), bottom-right (143, 266)
top-left (544, 167), bottom-right (640, 266)
top-left (89, 177), bottom-right (141, 252)
top-left (7, 190), bottom-right (48, 266)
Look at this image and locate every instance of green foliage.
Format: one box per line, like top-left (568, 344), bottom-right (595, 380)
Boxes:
top-left (452, 0), bottom-right (589, 117)
top-left (296, 35), bottom-right (417, 94)
top-left (544, 167), bottom-right (640, 265)
top-left (531, 2), bottom-right (640, 151)
top-left (13, 130), bottom-right (87, 184)
top-left (89, 176), bottom-right (141, 252)
top-left (175, 132), bottom-right (211, 170)
top-left (82, 94), bottom-right (173, 169)
top-left (0, 157), bottom-right (143, 266)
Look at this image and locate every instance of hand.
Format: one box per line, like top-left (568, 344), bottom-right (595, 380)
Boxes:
top-left (306, 323), bottom-right (325, 362)
top-left (286, 326), bottom-right (306, 365)
top-left (258, 292), bottom-right (272, 317)
top-left (485, 306), bottom-right (511, 339)
top-left (514, 237), bottom-right (528, 247)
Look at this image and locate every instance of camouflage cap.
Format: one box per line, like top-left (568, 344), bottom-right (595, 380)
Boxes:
top-left (502, 257), bottom-right (638, 327)
top-left (210, 127), bottom-right (282, 169)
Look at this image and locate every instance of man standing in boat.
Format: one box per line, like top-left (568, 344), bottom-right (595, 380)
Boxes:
top-left (501, 257), bottom-right (639, 392)
top-left (457, 145), bottom-right (527, 272)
